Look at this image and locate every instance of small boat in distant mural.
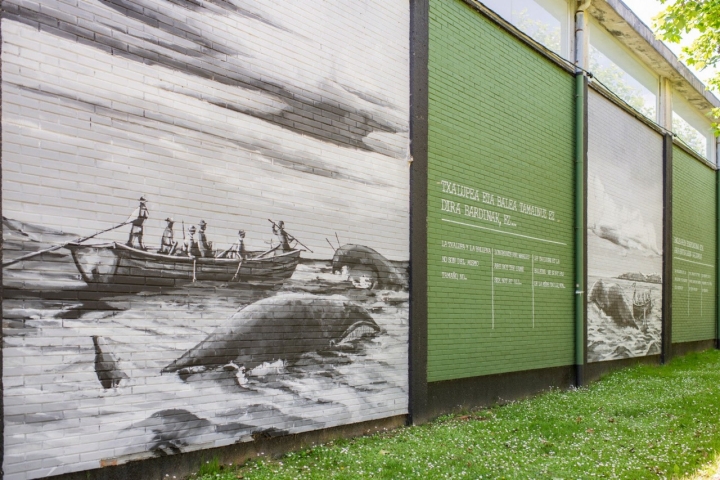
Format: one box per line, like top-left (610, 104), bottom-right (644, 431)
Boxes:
top-left (632, 283), bottom-right (653, 326)
top-left (65, 242), bottom-right (301, 288)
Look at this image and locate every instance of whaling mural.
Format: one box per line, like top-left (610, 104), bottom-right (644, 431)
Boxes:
top-left (586, 91), bottom-right (664, 363)
top-left (2, 0), bottom-right (409, 477)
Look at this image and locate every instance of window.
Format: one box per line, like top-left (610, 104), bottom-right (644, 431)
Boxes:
top-left (589, 20), bottom-right (658, 121)
top-left (481, 0), bottom-right (570, 57)
top-left (672, 93), bottom-right (712, 159)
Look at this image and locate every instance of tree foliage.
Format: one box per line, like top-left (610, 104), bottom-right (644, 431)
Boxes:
top-left (515, 9), bottom-right (561, 54)
top-left (654, 0), bottom-right (720, 132)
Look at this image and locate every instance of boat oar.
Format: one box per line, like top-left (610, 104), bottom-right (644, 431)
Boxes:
top-left (2, 221), bottom-right (131, 268)
top-left (192, 259), bottom-right (197, 283)
top-left (267, 219), bottom-right (313, 253)
top-left (231, 260), bottom-right (243, 281)
top-left (217, 243), bottom-right (236, 259)
top-left (288, 233), bottom-right (313, 253)
top-left (253, 245), bottom-right (280, 259)
top-left (326, 238), bottom-right (336, 251)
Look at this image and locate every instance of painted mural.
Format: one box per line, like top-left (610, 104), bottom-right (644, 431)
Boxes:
top-left (2, 0), bottom-right (409, 477)
top-left (586, 91), bottom-right (664, 363)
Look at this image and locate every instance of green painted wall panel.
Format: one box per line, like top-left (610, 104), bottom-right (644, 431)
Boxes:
top-left (672, 147), bottom-right (717, 344)
top-left (427, 0), bottom-right (575, 382)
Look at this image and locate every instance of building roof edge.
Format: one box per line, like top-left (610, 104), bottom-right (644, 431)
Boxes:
top-left (590, 0), bottom-right (720, 115)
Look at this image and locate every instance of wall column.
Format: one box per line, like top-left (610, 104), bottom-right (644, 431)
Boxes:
top-left (662, 134), bottom-right (673, 362)
top-left (573, 0), bottom-right (590, 387)
top-left (716, 137), bottom-right (720, 349)
top-left (409, 0), bottom-right (430, 425)
top-left (658, 78), bottom-right (673, 130)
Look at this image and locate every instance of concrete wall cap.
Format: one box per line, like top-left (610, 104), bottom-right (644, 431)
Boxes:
top-left (589, 0), bottom-right (720, 117)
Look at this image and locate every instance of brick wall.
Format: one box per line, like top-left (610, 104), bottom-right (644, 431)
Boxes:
top-left (587, 90), bottom-right (664, 363)
top-left (671, 146), bottom-right (717, 344)
top-left (1, 1), bottom-right (410, 478)
top-left (426, 0), bottom-right (575, 382)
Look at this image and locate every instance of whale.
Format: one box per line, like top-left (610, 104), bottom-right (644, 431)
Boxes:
top-left (589, 279), bottom-right (637, 328)
top-left (331, 244), bottom-right (406, 290)
top-left (162, 294), bottom-right (380, 375)
top-left (134, 409), bottom-right (213, 455)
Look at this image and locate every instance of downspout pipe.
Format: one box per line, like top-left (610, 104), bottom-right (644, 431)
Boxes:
top-left (574, 0), bottom-right (590, 387)
top-left (716, 166), bottom-right (720, 349)
top-left (575, 0), bottom-right (591, 74)
top-left (661, 134), bottom-right (673, 363)
top-left (716, 137), bottom-right (720, 351)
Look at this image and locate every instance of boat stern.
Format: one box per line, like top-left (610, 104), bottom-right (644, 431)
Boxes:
top-left (66, 243), bottom-right (120, 284)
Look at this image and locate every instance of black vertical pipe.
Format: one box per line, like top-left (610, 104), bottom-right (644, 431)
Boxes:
top-left (574, 73), bottom-right (588, 387)
top-left (409, 0), bottom-right (430, 425)
top-left (582, 75), bottom-right (589, 377)
top-left (1, 11), bottom-right (5, 474)
top-left (662, 134), bottom-right (673, 363)
top-left (716, 164), bottom-right (720, 349)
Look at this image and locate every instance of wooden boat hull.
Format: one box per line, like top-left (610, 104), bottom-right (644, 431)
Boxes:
top-left (65, 243), bottom-right (300, 288)
top-left (633, 301), bottom-right (652, 322)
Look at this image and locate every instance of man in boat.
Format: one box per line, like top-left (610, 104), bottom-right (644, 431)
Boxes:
top-left (198, 220), bottom-right (213, 258)
top-left (235, 230), bottom-right (247, 259)
top-left (126, 196), bottom-right (149, 250)
top-left (159, 217), bottom-right (177, 255)
top-left (273, 220), bottom-right (296, 252)
top-left (180, 225), bottom-right (202, 258)
top-left (217, 230), bottom-right (247, 259)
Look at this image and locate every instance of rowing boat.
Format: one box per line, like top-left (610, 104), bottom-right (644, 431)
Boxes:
top-left (64, 242), bottom-right (301, 288)
top-left (632, 287), bottom-right (653, 323)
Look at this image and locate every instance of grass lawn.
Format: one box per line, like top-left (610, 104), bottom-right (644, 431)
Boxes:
top-left (192, 350), bottom-right (720, 479)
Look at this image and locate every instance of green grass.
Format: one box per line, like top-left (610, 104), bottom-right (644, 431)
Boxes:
top-left (191, 350), bottom-right (720, 479)
top-left (197, 457), bottom-right (222, 476)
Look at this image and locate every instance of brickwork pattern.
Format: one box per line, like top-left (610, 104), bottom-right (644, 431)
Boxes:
top-left (427, 0), bottom-right (576, 382)
top-left (1, 1), bottom-right (410, 478)
top-left (671, 146), bottom-right (717, 344)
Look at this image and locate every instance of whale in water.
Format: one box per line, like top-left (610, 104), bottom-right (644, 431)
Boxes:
top-left (162, 294), bottom-right (380, 375)
top-left (332, 244), bottom-right (406, 290)
top-left (589, 279), bottom-right (636, 328)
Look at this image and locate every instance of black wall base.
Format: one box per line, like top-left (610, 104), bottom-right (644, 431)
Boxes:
top-left (585, 355), bottom-right (661, 384)
top-left (671, 339), bottom-right (716, 358)
top-left (46, 415), bottom-right (406, 480)
top-left (424, 365), bottom-right (574, 420)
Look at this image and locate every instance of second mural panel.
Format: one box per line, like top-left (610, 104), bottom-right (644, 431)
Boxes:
top-left (587, 90), bottom-right (664, 363)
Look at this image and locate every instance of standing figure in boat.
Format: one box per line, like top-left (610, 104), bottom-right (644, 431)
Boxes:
top-left (198, 220), bottom-right (213, 258)
top-left (126, 196), bottom-right (149, 250)
top-left (218, 230), bottom-right (247, 259)
top-left (235, 230), bottom-right (247, 259)
top-left (632, 283), bottom-right (653, 330)
top-left (180, 225), bottom-right (202, 258)
top-left (159, 217), bottom-right (178, 255)
top-left (273, 220), bottom-right (295, 252)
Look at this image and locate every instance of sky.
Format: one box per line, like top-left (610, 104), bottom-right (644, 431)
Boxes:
top-left (2, 0), bottom-right (411, 260)
top-left (621, 0), bottom-right (717, 88)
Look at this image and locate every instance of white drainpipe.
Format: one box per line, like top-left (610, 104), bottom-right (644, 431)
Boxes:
top-left (575, 0), bottom-right (592, 73)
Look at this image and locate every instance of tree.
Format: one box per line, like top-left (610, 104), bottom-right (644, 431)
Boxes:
top-left (654, 0), bottom-right (720, 133)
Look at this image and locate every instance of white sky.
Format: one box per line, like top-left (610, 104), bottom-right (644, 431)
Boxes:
top-left (621, 0), bottom-right (717, 88)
